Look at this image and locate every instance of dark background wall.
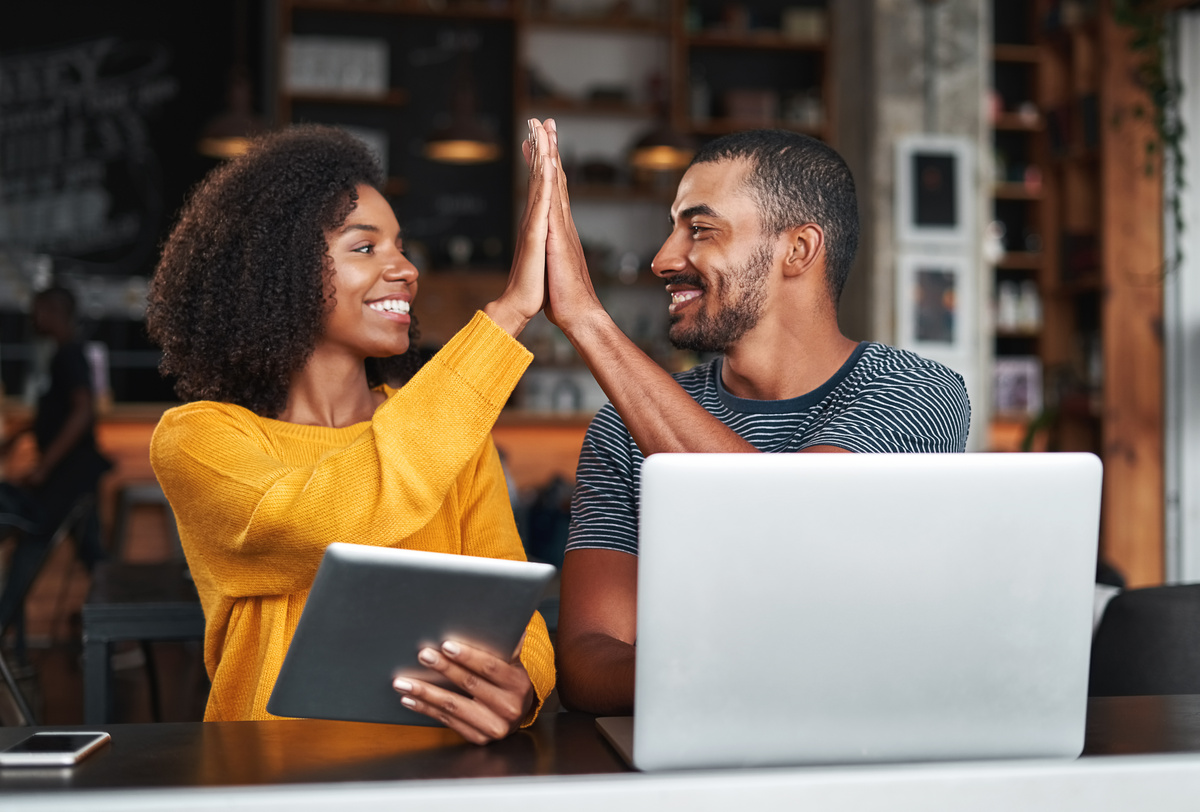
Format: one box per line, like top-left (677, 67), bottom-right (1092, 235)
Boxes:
top-left (1, 0), bottom-right (266, 402)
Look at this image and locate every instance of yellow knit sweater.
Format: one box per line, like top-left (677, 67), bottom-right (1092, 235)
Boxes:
top-left (150, 311), bottom-right (554, 723)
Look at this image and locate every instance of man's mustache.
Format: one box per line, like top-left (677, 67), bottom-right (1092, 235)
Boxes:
top-left (664, 272), bottom-right (706, 290)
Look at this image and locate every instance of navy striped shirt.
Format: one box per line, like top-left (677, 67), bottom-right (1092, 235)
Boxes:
top-left (565, 342), bottom-right (971, 556)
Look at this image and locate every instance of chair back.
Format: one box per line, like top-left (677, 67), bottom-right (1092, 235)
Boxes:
top-left (1089, 583), bottom-right (1200, 696)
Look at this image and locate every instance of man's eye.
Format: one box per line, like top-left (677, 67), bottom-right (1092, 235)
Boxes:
top-left (691, 225), bottom-right (709, 236)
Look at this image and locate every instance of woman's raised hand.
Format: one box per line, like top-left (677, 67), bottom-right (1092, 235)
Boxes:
top-left (482, 118), bottom-right (555, 338)
top-left (542, 119), bottom-right (603, 332)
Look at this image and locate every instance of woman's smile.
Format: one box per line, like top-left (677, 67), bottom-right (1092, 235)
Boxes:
top-left (367, 296), bottom-right (412, 321)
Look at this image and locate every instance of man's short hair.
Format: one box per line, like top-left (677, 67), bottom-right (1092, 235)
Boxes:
top-left (689, 130), bottom-right (860, 303)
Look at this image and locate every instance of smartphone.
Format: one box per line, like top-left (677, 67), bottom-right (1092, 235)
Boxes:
top-left (0, 732), bottom-right (111, 767)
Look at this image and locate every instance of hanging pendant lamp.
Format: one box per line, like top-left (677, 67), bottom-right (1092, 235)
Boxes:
top-left (425, 53), bottom-right (500, 165)
top-left (197, 0), bottom-right (267, 159)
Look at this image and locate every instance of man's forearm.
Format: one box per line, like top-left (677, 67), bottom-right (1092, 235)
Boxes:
top-left (563, 312), bottom-right (754, 457)
top-left (558, 632), bottom-right (637, 716)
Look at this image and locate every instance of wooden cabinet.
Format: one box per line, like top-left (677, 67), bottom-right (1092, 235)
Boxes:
top-left (988, 0), bottom-right (1164, 586)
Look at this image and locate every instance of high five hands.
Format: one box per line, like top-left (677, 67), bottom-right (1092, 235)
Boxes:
top-left (482, 118), bottom-right (556, 338)
top-left (521, 118), bottom-right (606, 336)
top-left (480, 116), bottom-right (607, 340)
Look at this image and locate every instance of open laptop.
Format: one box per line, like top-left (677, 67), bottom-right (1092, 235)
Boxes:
top-left (597, 452), bottom-right (1102, 771)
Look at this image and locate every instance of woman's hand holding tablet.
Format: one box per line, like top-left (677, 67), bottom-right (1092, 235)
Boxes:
top-left (265, 545), bottom-right (555, 736)
top-left (392, 635), bottom-right (534, 744)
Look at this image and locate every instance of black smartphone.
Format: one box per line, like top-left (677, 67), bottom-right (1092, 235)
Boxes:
top-left (0, 732), bottom-right (111, 767)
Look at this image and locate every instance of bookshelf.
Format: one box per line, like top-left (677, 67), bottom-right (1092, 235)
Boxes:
top-left (988, 0), bottom-right (1164, 586)
top-left (677, 1), bottom-right (832, 144)
top-left (989, 0), bottom-right (1047, 445)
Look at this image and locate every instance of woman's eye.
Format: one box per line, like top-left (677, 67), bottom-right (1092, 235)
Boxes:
top-left (352, 244), bottom-right (373, 254)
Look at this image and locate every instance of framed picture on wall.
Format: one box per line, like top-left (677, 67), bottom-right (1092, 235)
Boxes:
top-left (894, 135), bottom-right (973, 246)
top-left (895, 253), bottom-right (970, 356)
top-left (994, 356), bottom-right (1044, 417)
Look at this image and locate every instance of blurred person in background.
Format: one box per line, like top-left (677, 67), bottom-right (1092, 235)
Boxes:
top-left (0, 286), bottom-right (111, 653)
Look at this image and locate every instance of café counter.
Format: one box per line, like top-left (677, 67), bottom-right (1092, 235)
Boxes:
top-left (3, 696), bottom-right (1200, 811)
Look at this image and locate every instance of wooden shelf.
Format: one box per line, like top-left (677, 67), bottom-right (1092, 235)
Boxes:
top-left (995, 328), bottom-right (1041, 340)
top-left (992, 182), bottom-right (1042, 200)
top-left (993, 112), bottom-right (1042, 131)
top-left (690, 119), bottom-right (824, 138)
top-left (524, 97), bottom-right (656, 118)
top-left (285, 88), bottom-right (409, 107)
top-left (995, 252), bottom-right (1043, 270)
top-left (522, 14), bottom-right (669, 34)
top-left (687, 32), bottom-right (826, 52)
top-left (991, 43), bottom-right (1040, 63)
top-left (285, 0), bottom-right (515, 19)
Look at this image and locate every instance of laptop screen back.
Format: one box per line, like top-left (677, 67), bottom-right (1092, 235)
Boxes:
top-left (633, 452), bottom-right (1101, 770)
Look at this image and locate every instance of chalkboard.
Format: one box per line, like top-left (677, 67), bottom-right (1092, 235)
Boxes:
top-left (0, 1), bottom-right (265, 401)
top-left (0, 1), bottom-right (263, 276)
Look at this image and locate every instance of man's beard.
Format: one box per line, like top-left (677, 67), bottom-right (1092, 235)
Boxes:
top-left (668, 241), bottom-right (772, 353)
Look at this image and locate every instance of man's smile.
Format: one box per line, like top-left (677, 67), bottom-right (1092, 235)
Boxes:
top-left (669, 289), bottom-right (702, 314)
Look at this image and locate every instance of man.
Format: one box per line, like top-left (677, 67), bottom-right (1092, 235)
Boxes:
top-left (0, 286), bottom-right (111, 645)
top-left (538, 126), bottom-right (971, 715)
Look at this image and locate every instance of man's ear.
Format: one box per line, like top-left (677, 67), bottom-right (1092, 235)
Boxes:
top-left (781, 223), bottom-right (824, 279)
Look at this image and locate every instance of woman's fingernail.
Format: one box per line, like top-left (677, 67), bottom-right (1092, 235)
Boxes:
top-left (393, 678), bottom-right (413, 692)
top-left (401, 696), bottom-right (416, 708)
top-left (442, 640), bottom-right (462, 657)
top-left (418, 648), bottom-right (438, 665)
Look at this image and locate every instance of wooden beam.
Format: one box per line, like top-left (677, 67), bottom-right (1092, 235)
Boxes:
top-left (1099, 8), bottom-right (1165, 587)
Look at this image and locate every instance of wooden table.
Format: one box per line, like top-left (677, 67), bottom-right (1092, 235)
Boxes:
top-left (0, 696), bottom-right (1199, 810)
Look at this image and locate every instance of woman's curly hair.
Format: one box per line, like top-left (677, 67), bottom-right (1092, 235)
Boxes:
top-left (147, 124), bottom-right (422, 417)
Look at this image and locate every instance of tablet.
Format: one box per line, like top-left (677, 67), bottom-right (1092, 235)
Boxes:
top-left (266, 543), bottom-right (556, 726)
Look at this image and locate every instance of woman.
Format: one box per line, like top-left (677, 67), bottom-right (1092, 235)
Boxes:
top-left (146, 121), bottom-right (556, 743)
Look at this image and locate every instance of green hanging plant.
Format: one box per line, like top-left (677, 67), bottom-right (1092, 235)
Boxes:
top-left (1112, 0), bottom-right (1185, 274)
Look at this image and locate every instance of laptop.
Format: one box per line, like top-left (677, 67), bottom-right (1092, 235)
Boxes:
top-left (597, 452), bottom-right (1102, 771)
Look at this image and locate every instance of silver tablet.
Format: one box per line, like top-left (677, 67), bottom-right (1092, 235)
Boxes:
top-left (267, 543), bottom-right (556, 726)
